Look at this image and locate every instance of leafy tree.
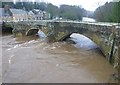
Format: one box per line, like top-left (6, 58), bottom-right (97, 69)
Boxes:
top-left (59, 5), bottom-right (83, 20)
top-left (94, 1), bottom-right (120, 23)
top-left (112, 1), bottom-right (120, 23)
top-left (47, 3), bottom-right (59, 19)
top-left (38, 2), bottom-right (47, 11)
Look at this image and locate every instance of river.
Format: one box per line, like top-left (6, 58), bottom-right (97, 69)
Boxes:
top-left (82, 17), bottom-right (96, 22)
top-left (1, 33), bottom-right (117, 83)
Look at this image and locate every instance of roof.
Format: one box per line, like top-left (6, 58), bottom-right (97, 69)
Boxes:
top-left (0, 8), bottom-right (27, 16)
top-left (10, 9), bottom-right (27, 14)
top-left (32, 9), bottom-right (43, 14)
top-left (28, 11), bottom-right (34, 15)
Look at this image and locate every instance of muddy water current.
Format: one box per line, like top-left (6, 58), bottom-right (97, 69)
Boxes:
top-left (1, 34), bottom-right (117, 83)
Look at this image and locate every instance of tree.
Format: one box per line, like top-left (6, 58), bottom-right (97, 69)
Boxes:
top-left (59, 5), bottom-right (83, 20)
top-left (112, 1), bottom-right (120, 23)
top-left (1, 2), bottom-right (87, 20)
top-left (94, 1), bottom-right (120, 23)
top-left (47, 3), bottom-right (59, 19)
top-left (38, 2), bottom-right (47, 11)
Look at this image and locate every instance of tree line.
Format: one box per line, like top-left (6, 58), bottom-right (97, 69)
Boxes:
top-left (1, 2), bottom-right (87, 20)
top-left (94, 1), bottom-right (120, 23)
top-left (2, 1), bottom-right (119, 22)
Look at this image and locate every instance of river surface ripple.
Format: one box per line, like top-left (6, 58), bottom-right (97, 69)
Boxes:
top-left (2, 34), bottom-right (117, 83)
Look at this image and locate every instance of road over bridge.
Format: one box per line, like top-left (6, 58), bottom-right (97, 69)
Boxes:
top-left (2, 20), bottom-right (120, 69)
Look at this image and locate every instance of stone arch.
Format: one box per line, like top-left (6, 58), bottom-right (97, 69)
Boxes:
top-left (56, 29), bottom-right (116, 64)
top-left (2, 22), bottom-right (14, 33)
top-left (26, 28), bottom-right (39, 36)
top-left (26, 25), bottom-right (44, 36)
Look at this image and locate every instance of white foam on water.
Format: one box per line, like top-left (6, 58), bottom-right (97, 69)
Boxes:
top-left (8, 55), bottom-right (14, 65)
top-left (38, 30), bottom-right (47, 38)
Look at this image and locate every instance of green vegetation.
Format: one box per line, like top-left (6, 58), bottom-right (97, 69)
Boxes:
top-left (94, 1), bottom-right (120, 23)
top-left (112, 1), bottom-right (120, 22)
top-left (2, 2), bottom-right (87, 20)
top-left (2, 1), bottom-right (120, 22)
top-left (47, 3), bottom-right (59, 19)
top-left (59, 5), bottom-right (85, 20)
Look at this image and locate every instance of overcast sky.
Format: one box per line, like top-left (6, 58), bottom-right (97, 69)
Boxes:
top-left (2, 0), bottom-right (113, 11)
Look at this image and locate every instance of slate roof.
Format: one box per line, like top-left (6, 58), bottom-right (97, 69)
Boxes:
top-left (0, 8), bottom-right (27, 16)
top-left (10, 9), bottom-right (27, 14)
top-left (28, 11), bottom-right (34, 15)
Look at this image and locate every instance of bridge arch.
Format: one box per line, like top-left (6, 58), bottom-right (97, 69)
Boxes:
top-left (26, 28), bottom-right (39, 36)
top-left (25, 25), bottom-right (45, 36)
top-left (45, 21), bottom-right (118, 64)
top-left (2, 22), bottom-right (14, 33)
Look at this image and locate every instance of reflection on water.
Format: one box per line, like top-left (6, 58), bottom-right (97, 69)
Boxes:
top-left (82, 17), bottom-right (96, 22)
top-left (69, 33), bottom-right (97, 50)
top-left (2, 34), bottom-right (117, 83)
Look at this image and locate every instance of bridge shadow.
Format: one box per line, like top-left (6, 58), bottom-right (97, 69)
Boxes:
top-left (1, 22), bottom-right (13, 35)
top-left (2, 26), bottom-right (13, 35)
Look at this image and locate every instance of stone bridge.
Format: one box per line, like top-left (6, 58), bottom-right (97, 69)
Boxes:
top-left (2, 20), bottom-right (120, 68)
top-left (45, 21), bottom-right (120, 66)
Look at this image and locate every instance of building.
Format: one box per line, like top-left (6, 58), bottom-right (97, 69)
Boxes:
top-left (0, 5), bottom-right (28, 22)
top-left (10, 9), bottom-right (28, 22)
top-left (28, 9), bottom-right (43, 20)
top-left (27, 11), bottom-right (34, 20)
top-left (0, 5), bottom-right (50, 22)
top-left (0, 8), bottom-right (13, 22)
top-left (28, 9), bottom-right (49, 20)
top-left (43, 11), bottom-right (50, 20)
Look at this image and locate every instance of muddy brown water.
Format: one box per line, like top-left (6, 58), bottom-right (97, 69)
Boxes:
top-left (1, 34), bottom-right (117, 83)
